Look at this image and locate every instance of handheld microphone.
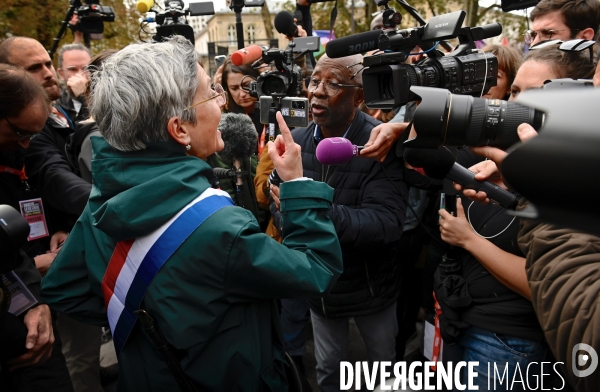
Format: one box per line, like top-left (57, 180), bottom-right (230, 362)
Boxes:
top-left (136, 0), bottom-right (154, 13)
top-left (325, 29), bottom-right (383, 58)
top-left (218, 113), bottom-right (258, 207)
top-left (315, 137), bottom-right (364, 166)
top-left (218, 113), bottom-right (257, 162)
top-left (231, 45), bottom-right (265, 67)
top-left (404, 147), bottom-right (518, 209)
top-left (274, 11), bottom-right (298, 38)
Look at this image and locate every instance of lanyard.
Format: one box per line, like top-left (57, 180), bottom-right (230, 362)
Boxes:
top-left (0, 165), bottom-right (27, 181)
top-left (56, 105), bottom-right (75, 129)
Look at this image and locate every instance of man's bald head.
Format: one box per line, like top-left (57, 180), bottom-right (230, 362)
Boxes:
top-left (371, 13), bottom-right (384, 31)
top-left (0, 37), bottom-right (38, 64)
top-left (318, 54), bottom-right (363, 85)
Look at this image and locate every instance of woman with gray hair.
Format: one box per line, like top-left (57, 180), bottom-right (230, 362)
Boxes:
top-left (41, 36), bottom-right (343, 391)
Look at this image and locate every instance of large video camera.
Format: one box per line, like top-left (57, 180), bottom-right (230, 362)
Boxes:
top-left (136, 0), bottom-right (215, 45)
top-left (71, 0), bottom-right (115, 36)
top-left (237, 36), bottom-right (319, 128)
top-left (326, 9), bottom-right (502, 109)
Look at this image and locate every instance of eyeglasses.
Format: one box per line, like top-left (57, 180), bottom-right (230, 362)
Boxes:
top-left (62, 65), bottom-right (88, 74)
top-left (529, 38), bottom-right (596, 63)
top-left (185, 83), bottom-right (226, 111)
top-left (2, 117), bottom-right (39, 142)
top-left (524, 28), bottom-right (580, 45)
top-left (307, 79), bottom-right (363, 97)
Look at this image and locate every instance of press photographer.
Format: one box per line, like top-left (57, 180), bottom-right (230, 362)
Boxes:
top-left (0, 64), bottom-right (73, 392)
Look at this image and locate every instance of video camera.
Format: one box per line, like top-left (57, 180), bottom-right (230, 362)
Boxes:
top-left (136, 0), bottom-right (215, 45)
top-left (249, 40), bottom-right (311, 128)
top-left (232, 21), bottom-right (319, 128)
top-left (326, 9), bottom-right (502, 109)
top-left (70, 0), bottom-right (115, 36)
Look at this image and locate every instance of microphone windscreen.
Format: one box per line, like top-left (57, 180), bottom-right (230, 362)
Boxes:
top-left (218, 113), bottom-right (258, 162)
top-left (274, 11), bottom-right (297, 37)
top-left (404, 147), bottom-right (455, 179)
top-left (325, 29), bottom-right (382, 58)
top-left (231, 45), bottom-right (264, 66)
top-left (316, 137), bottom-right (357, 166)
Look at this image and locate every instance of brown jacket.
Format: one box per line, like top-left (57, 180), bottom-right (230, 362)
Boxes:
top-left (519, 217), bottom-right (600, 391)
top-left (254, 143), bottom-right (281, 242)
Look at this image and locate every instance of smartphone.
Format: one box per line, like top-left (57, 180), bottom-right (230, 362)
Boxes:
top-left (214, 55), bottom-right (226, 69)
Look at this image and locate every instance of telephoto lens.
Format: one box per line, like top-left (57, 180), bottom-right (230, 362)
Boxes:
top-left (406, 86), bottom-right (544, 149)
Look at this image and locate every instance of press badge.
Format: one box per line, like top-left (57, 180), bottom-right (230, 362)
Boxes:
top-left (19, 198), bottom-right (49, 241)
top-left (2, 272), bottom-right (38, 316)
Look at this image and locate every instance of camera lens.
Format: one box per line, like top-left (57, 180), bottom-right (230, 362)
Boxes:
top-left (410, 86), bottom-right (544, 149)
top-left (262, 75), bottom-right (287, 95)
top-left (447, 97), bottom-right (544, 149)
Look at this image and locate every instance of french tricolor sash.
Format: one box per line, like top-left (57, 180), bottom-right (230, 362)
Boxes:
top-left (101, 188), bottom-right (234, 356)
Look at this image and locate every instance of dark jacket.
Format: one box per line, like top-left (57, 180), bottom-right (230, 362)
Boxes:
top-left (25, 108), bottom-right (92, 225)
top-left (57, 89), bottom-right (89, 125)
top-left (290, 110), bottom-right (408, 318)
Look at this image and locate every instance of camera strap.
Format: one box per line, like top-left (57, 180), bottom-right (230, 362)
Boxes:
top-left (101, 187), bottom-right (233, 356)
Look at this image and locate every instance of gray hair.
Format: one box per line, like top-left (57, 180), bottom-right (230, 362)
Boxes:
top-left (89, 36), bottom-right (199, 151)
top-left (57, 44), bottom-right (92, 69)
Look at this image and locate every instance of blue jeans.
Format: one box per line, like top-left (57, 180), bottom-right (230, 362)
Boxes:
top-left (449, 327), bottom-right (549, 391)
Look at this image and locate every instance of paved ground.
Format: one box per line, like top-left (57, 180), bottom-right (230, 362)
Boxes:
top-left (99, 320), bottom-right (423, 391)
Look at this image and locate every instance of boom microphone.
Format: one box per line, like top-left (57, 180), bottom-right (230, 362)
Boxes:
top-left (274, 11), bottom-right (298, 38)
top-left (325, 29), bottom-right (383, 58)
top-left (231, 45), bottom-right (265, 66)
top-left (315, 137), bottom-right (364, 165)
top-left (404, 147), bottom-right (518, 209)
top-left (218, 113), bottom-right (257, 161)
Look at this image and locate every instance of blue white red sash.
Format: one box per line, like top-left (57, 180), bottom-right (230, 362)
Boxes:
top-left (101, 188), bottom-right (234, 356)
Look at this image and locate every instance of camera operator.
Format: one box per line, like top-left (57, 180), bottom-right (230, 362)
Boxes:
top-left (56, 44), bottom-right (92, 125)
top-left (0, 64), bottom-right (74, 392)
top-left (526, 0), bottom-right (600, 46)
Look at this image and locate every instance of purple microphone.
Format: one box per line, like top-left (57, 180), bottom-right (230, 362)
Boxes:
top-left (316, 137), bottom-right (363, 165)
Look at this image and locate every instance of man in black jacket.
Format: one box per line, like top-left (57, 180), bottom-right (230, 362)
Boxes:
top-left (0, 63), bottom-right (74, 392)
top-left (0, 37), bottom-right (92, 226)
top-left (0, 37), bottom-right (103, 391)
top-left (272, 54), bottom-right (408, 391)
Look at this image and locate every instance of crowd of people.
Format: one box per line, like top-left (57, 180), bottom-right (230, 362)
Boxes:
top-left (1, 0), bottom-right (600, 391)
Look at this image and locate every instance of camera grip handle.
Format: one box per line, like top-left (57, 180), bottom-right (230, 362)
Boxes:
top-left (450, 162), bottom-right (518, 209)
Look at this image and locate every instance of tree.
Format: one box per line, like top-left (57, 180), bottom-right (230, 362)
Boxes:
top-left (279, 0), bottom-right (526, 44)
top-left (260, 4), bottom-right (274, 40)
top-left (0, 0), bottom-right (144, 60)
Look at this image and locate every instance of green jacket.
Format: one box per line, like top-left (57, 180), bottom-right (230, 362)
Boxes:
top-left (41, 138), bottom-right (342, 391)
